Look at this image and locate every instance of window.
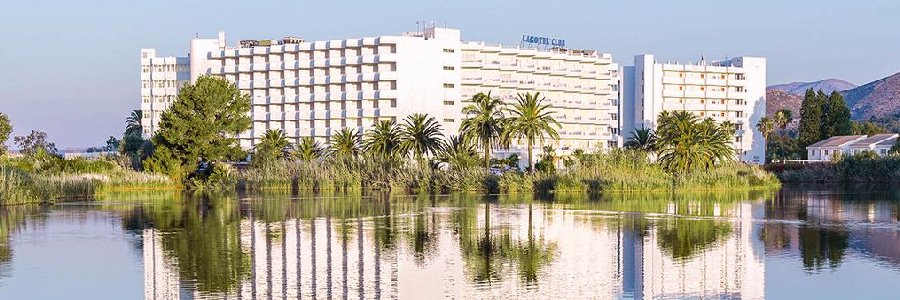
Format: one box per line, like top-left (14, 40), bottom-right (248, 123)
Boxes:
top-left (881, 149), bottom-right (887, 155)
top-left (443, 100), bottom-right (454, 105)
top-left (735, 111), bottom-right (743, 117)
top-left (443, 83), bottom-right (455, 88)
top-left (700, 74), bottom-right (705, 79)
top-left (736, 136), bottom-right (742, 143)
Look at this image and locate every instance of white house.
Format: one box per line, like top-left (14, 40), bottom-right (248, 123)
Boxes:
top-left (848, 133), bottom-right (898, 157)
top-left (806, 135), bottom-right (866, 161)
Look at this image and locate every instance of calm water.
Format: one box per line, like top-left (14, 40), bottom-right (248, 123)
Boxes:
top-left (1, 186), bottom-right (900, 299)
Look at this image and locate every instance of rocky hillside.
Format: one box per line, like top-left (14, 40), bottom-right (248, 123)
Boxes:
top-left (769, 79), bottom-right (857, 96)
top-left (766, 89), bottom-right (803, 117)
top-left (841, 73), bottom-right (900, 120)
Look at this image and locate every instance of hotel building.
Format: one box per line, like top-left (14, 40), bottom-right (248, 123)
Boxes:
top-left (139, 49), bottom-right (190, 137)
top-left (621, 54), bottom-right (767, 163)
top-left (140, 26), bottom-right (622, 157)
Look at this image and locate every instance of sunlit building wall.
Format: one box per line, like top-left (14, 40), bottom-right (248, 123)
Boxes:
top-left (623, 54), bottom-right (767, 163)
top-left (138, 49), bottom-right (190, 138)
top-left (141, 26), bottom-right (620, 159)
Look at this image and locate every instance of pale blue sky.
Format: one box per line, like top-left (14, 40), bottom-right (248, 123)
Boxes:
top-left (2, 0), bottom-right (900, 148)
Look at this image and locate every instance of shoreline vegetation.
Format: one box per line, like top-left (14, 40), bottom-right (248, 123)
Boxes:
top-left (1, 77), bottom-right (782, 205)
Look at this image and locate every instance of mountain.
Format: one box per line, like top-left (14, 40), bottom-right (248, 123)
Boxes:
top-left (840, 73), bottom-right (900, 120)
top-left (765, 89), bottom-right (803, 129)
top-left (766, 89), bottom-right (803, 117)
top-left (769, 79), bottom-right (857, 96)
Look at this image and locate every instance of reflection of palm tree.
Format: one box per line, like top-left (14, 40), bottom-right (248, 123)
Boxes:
top-left (798, 226), bottom-right (849, 272)
top-left (656, 218), bottom-right (732, 260)
top-left (513, 202), bottom-right (556, 284)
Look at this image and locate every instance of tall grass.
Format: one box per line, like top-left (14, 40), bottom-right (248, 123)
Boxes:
top-left (1, 156), bottom-right (176, 205)
top-left (237, 150), bottom-right (779, 194)
top-left (776, 155), bottom-right (900, 183)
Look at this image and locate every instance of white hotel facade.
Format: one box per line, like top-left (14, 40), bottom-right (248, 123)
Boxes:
top-left (621, 54), bottom-right (767, 163)
top-left (141, 27), bottom-right (622, 157)
top-left (141, 26), bottom-right (766, 162)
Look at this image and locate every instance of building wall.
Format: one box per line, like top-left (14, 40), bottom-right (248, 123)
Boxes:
top-left (139, 49), bottom-right (190, 138)
top-left (142, 27), bottom-right (620, 158)
top-left (624, 54), bottom-right (766, 163)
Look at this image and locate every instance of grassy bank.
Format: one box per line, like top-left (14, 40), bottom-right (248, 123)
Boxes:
top-left (0, 156), bottom-right (176, 205)
top-left (773, 155), bottom-right (900, 183)
top-left (235, 150), bottom-right (779, 194)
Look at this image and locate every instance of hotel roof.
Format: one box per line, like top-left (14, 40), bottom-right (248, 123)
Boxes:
top-left (807, 135), bottom-right (866, 148)
top-left (849, 134), bottom-right (899, 148)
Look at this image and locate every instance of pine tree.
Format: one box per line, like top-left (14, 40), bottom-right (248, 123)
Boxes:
top-left (143, 75), bottom-right (252, 179)
top-left (822, 91), bottom-right (852, 137)
top-left (798, 88), bottom-right (824, 148)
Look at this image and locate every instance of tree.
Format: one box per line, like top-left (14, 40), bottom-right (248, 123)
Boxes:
top-left (437, 135), bottom-right (480, 169)
top-left (254, 129), bottom-right (291, 163)
top-left (329, 128), bottom-right (361, 158)
top-left (504, 92), bottom-right (560, 173)
top-left (0, 112), bottom-right (11, 156)
top-left (624, 127), bottom-right (657, 152)
top-left (126, 110), bottom-right (143, 136)
top-left (534, 146), bottom-right (557, 173)
top-left (773, 109), bottom-right (793, 135)
top-left (13, 130), bottom-right (58, 156)
top-left (756, 117), bottom-right (775, 143)
top-left (398, 113), bottom-right (445, 161)
top-left (656, 111), bottom-right (734, 175)
top-left (821, 91), bottom-right (852, 138)
top-left (143, 75), bottom-right (251, 179)
top-left (105, 136), bottom-right (120, 152)
top-left (851, 121), bottom-right (886, 136)
top-left (364, 120), bottom-right (403, 159)
top-left (460, 92), bottom-right (506, 169)
top-left (293, 137), bottom-right (324, 162)
top-left (798, 89), bottom-right (825, 148)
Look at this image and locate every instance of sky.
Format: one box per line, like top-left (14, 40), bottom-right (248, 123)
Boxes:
top-left (2, 0), bottom-right (900, 148)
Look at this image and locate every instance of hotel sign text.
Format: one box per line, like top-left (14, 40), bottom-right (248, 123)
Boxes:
top-left (522, 35), bottom-right (565, 47)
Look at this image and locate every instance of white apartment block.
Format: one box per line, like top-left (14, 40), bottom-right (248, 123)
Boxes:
top-left (139, 49), bottom-right (190, 138)
top-left (622, 54), bottom-right (767, 163)
top-left (141, 26), bottom-right (621, 157)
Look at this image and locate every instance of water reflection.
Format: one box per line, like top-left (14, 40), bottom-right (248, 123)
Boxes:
top-left (2, 186), bottom-right (900, 299)
top-left (121, 191), bottom-right (771, 299)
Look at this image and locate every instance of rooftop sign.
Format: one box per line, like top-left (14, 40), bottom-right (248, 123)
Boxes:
top-left (522, 35), bottom-right (565, 47)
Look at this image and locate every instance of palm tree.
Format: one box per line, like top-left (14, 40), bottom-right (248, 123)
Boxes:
top-left (773, 109), bottom-right (793, 136)
top-left (460, 92), bottom-right (506, 169)
top-left (438, 135), bottom-right (480, 169)
top-left (656, 111), bottom-right (734, 175)
top-left (624, 127), bottom-right (657, 152)
top-left (293, 136), bottom-right (324, 161)
top-left (125, 109), bottom-right (142, 136)
top-left (756, 117), bottom-right (775, 142)
top-left (505, 92), bottom-right (560, 173)
top-left (399, 113), bottom-right (445, 161)
top-left (255, 129), bottom-right (291, 159)
top-left (329, 128), bottom-right (361, 159)
top-left (364, 120), bottom-right (403, 158)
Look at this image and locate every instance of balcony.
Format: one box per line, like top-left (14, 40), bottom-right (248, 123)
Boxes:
top-left (662, 76), bottom-right (683, 84)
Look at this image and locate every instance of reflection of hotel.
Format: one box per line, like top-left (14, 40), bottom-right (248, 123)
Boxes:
top-left (142, 203), bottom-right (766, 299)
top-left (619, 203), bottom-right (765, 299)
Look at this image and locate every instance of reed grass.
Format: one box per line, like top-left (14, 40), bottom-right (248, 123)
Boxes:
top-left (236, 150), bottom-right (779, 194)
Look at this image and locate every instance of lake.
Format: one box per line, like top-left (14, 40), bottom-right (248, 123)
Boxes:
top-left (1, 185), bottom-right (899, 299)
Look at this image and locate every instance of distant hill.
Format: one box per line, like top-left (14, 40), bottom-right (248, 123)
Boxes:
top-left (840, 73), bottom-right (900, 120)
top-left (769, 79), bottom-right (857, 96)
top-left (765, 89), bottom-right (803, 129)
top-left (765, 73), bottom-right (900, 132)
